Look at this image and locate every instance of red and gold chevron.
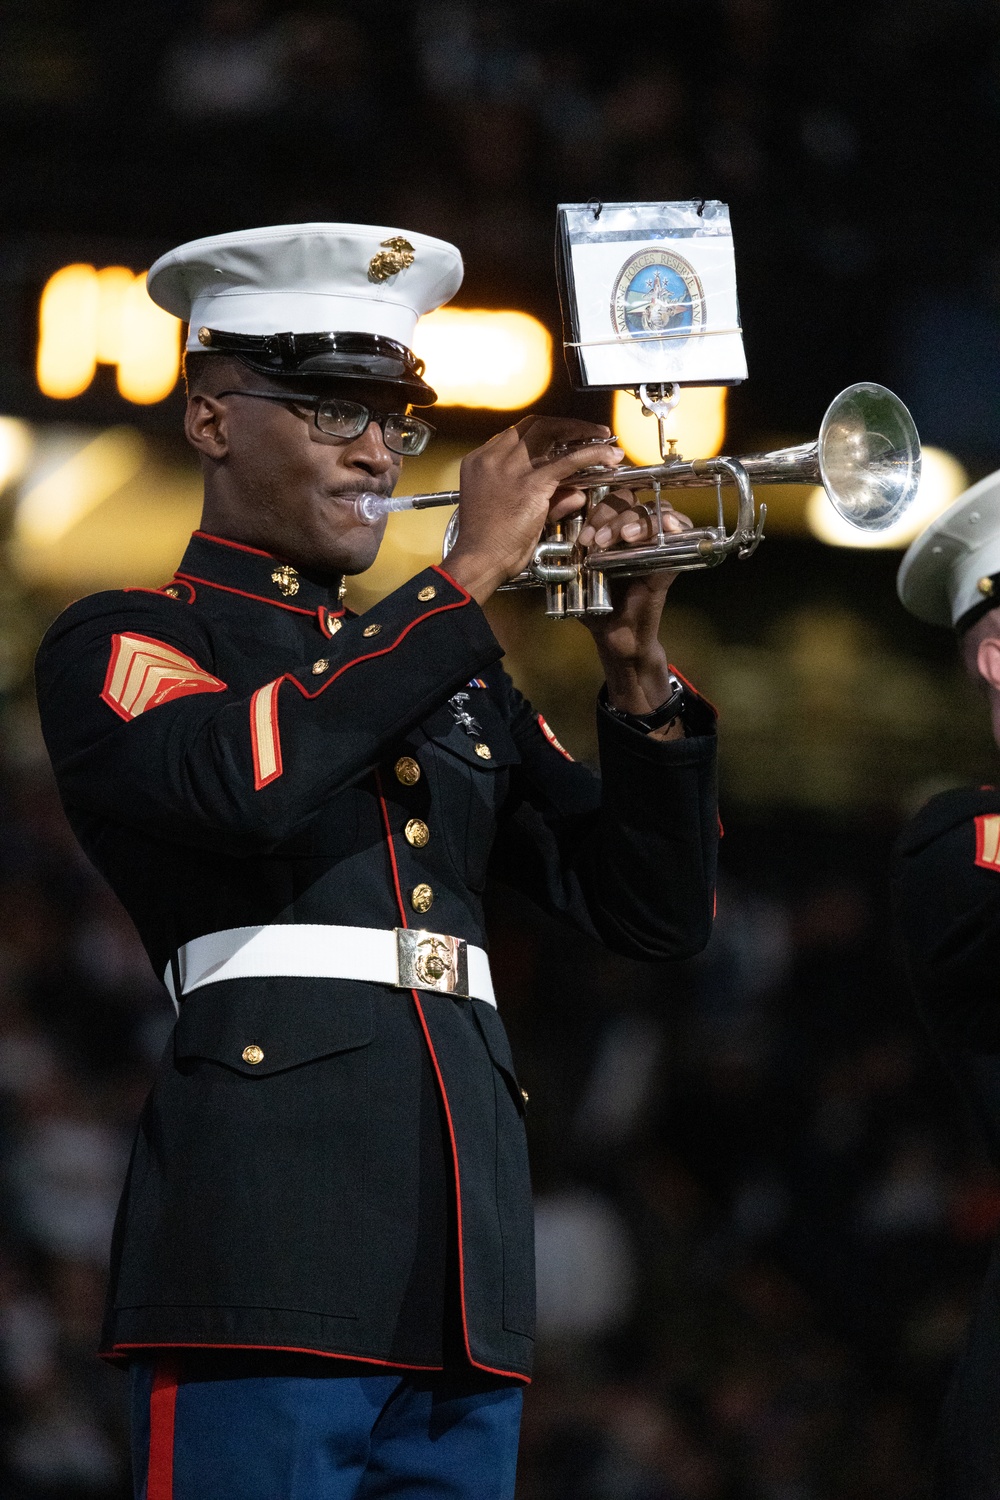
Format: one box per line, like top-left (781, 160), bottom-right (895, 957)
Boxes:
top-left (101, 633), bottom-right (227, 722)
top-left (975, 814), bottom-right (1000, 873)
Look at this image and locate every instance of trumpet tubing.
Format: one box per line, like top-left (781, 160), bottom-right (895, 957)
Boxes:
top-left (359, 384), bottom-right (920, 617)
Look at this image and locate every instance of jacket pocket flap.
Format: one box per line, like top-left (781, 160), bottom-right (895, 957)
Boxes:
top-left (473, 1004), bottom-right (527, 1115)
top-left (174, 980), bottom-right (374, 1076)
top-left (426, 720), bottom-right (520, 771)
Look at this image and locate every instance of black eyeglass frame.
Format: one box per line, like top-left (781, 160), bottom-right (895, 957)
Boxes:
top-left (215, 390), bottom-right (436, 456)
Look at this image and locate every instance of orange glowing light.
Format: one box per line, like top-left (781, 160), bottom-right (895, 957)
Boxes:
top-left (37, 265), bottom-right (181, 404)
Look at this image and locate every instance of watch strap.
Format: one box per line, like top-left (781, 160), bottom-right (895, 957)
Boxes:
top-left (602, 674), bottom-right (686, 734)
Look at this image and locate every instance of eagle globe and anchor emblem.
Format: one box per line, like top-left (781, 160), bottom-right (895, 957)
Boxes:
top-left (610, 247), bottom-right (706, 358)
top-left (396, 928), bottom-right (469, 995)
top-left (413, 936), bottom-right (454, 987)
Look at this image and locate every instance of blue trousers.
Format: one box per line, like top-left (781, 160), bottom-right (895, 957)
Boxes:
top-left (129, 1356), bottom-right (523, 1500)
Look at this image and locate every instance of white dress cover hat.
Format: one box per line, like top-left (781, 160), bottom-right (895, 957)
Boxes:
top-left (898, 469), bottom-right (1000, 630)
top-left (146, 222), bottom-right (464, 402)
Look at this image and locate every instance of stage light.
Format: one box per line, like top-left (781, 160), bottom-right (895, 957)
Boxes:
top-left (0, 418), bottom-right (33, 491)
top-left (37, 264), bottom-right (100, 399)
top-left (95, 266), bottom-right (136, 364)
top-left (16, 427), bottom-right (147, 546)
top-left (116, 274), bottom-right (183, 403)
top-left (614, 386), bottom-right (727, 464)
top-left (413, 309), bottom-right (552, 409)
top-left (806, 446), bottom-right (967, 549)
top-left (36, 265), bottom-right (181, 404)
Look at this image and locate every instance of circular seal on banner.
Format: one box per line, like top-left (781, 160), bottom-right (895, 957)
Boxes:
top-left (610, 248), bottom-right (705, 358)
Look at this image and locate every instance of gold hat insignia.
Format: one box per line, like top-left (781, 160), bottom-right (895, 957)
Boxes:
top-left (368, 237), bottom-right (415, 284)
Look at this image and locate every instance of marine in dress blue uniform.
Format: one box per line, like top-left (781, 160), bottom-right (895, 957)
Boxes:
top-left (35, 223), bottom-right (720, 1500)
top-left (895, 472), bottom-right (1000, 1500)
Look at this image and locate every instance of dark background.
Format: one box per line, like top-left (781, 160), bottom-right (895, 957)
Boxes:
top-left (2, 3), bottom-right (1000, 1497)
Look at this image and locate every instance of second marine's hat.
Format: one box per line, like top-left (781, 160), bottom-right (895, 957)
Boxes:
top-left (898, 469), bottom-right (1000, 631)
top-left (146, 222), bottom-right (464, 404)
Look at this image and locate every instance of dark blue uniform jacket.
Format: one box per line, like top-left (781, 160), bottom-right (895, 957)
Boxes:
top-left (893, 785), bottom-right (1000, 1495)
top-left (35, 530), bottom-right (719, 1382)
top-left (893, 786), bottom-right (1000, 1157)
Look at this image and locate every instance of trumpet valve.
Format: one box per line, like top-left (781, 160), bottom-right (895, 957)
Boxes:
top-left (562, 516), bottom-right (586, 618)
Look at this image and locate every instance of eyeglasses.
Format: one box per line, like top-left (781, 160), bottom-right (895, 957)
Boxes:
top-left (216, 390), bottom-right (435, 456)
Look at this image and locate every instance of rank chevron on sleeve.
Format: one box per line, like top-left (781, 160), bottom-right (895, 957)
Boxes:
top-left (975, 813), bottom-right (1000, 872)
top-left (101, 633), bottom-right (228, 722)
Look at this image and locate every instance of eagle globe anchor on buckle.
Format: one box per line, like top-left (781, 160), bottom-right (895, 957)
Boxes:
top-left (396, 929), bottom-right (470, 998)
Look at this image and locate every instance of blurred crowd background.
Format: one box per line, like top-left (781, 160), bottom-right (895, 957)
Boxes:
top-left (3, 2), bottom-right (1000, 1496)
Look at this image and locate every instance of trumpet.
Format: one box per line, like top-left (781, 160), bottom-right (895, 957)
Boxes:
top-left (353, 382), bottom-right (921, 618)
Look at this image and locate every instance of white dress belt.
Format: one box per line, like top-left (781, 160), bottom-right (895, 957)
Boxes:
top-left (163, 923), bottom-right (496, 1009)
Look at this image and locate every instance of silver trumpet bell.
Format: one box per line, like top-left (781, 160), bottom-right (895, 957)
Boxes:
top-left (358, 382), bottom-right (921, 618)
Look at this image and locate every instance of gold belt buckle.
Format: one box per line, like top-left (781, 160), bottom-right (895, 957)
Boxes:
top-left (396, 928), bottom-right (470, 998)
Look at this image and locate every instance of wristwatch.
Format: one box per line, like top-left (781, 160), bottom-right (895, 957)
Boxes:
top-left (603, 673), bottom-right (686, 734)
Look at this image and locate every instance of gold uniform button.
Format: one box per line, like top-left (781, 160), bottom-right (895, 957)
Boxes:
top-left (395, 756), bottom-right (421, 786)
top-left (197, 326), bottom-right (213, 346)
top-left (474, 742), bottom-right (492, 760)
top-left (163, 586), bottom-right (180, 598)
top-left (411, 883), bottom-right (434, 914)
top-left (312, 658), bottom-right (329, 675)
top-left (242, 1044), bottom-right (264, 1065)
top-left (417, 585), bottom-right (436, 602)
top-left (978, 576), bottom-right (995, 597)
top-left (520, 1088), bottom-right (530, 1106)
top-left (363, 622), bottom-right (382, 637)
top-left (405, 818), bottom-right (430, 848)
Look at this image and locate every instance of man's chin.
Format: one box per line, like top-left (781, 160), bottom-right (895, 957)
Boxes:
top-left (289, 502), bottom-right (388, 577)
top-left (313, 522), bottom-right (387, 578)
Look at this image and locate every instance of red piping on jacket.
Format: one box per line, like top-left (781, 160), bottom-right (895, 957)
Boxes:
top-left (174, 572), bottom-right (318, 617)
top-left (319, 606), bottom-right (346, 639)
top-left (375, 776), bottom-right (529, 1386)
top-left (106, 1341), bottom-right (442, 1372)
top-left (245, 594), bottom-right (473, 798)
top-left (122, 583), bottom-right (196, 604)
top-left (235, 591), bottom-right (470, 792)
top-left (432, 564), bottom-right (469, 598)
top-left (192, 530), bottom-right (280, 560)
top-left (147, 1362), bottom-right (178, 1500)
top-left (247, 594), bottom-right (474, 791)
top-left (288, 589), bottom-right (471, 702)
top-left (375, 772), bottom-right (409, 926)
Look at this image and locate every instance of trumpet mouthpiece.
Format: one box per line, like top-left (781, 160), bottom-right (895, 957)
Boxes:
top-left (353, 492), bottom-right (396, 524)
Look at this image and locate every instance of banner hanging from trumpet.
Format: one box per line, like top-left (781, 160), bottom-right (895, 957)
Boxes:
top-left (556, 199), bottom-right (748, 391)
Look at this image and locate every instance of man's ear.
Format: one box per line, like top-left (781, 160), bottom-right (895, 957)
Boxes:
top-left (976, 635), bottom-right (1000, 692)
top-left (184, 395), bottom-right (229, 459)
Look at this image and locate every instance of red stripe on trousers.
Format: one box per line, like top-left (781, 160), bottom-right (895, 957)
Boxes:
top-left (148, 1362), bottom-right (179, 1500)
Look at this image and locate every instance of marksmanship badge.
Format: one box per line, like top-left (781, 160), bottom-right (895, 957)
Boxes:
top-left (610, 248), bottom-right (705, 355)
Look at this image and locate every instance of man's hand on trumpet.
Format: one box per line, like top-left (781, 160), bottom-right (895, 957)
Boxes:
top-left (444, 416), bottom-right (624, 602)
top-left (577, 488), bottom-right (694, 740)
top-left (445, 415), bottom-right (692, 741)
